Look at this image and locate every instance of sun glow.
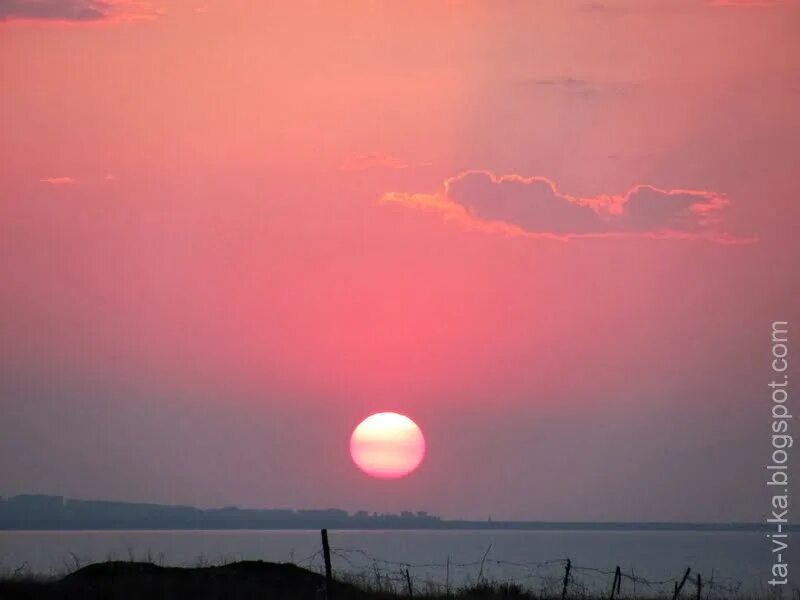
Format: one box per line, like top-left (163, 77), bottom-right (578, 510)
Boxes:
top-left (350, 412), bottom-right (426, 479)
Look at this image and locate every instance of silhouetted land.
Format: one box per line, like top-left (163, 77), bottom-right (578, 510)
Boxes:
top-left (0, 495), bottom-right (767, 531)
top-left (0, 561), bottom-right (365, 600)
top-left (0, 560), bottom-right (756, 600)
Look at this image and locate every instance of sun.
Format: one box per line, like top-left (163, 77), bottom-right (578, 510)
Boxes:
top-left (350, 412), bottom-right (426, 479)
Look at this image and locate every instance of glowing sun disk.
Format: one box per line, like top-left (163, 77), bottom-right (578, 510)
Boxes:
top-left (350, 412), bottom-right (426, 479)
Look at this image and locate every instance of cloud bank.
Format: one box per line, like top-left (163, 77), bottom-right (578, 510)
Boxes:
top-left (710, 0), bottom-right (785, 6)
top-left (381, 171), bottom-right (748, 242)
top-left (339, 153), bottom-right (433, 173)
top-left (0, 0), bottom-right (158, 23)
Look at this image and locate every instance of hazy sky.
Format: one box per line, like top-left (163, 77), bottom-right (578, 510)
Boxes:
top-left (1, 0), bottom-right (798, 521)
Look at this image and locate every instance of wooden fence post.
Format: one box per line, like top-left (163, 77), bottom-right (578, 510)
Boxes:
top-left (405, 568), bottom-right (414, 598)
top-left (478, 544), bottom-right (492, 583)
top-left (610, 566), bottom-right (621, 600)
top-left (561, 558), bottom-right (571, 600)
top-left (321, 529), bottom-right (333, 600)
top-left (672, 567), bottom-right (691, 600)
top-left (696, 573), bottom-right (702, 600)
top-left (446, 555), bottom-right (451, 597)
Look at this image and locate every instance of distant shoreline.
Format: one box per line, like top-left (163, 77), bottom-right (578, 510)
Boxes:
top-left (0, 521), bottom-right (773, 532)
top-left (0, 494), bottom-right (779, 532)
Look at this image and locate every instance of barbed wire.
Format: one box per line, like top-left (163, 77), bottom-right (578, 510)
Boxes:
top-left (331, 546), bottom-right (565, 570)
top-left (310, 546), bottom-right (752, 598)
top-left (0, 544), bottom-right (778, 598)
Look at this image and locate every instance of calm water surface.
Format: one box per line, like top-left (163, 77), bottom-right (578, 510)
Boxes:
top-left (0, 529), bottom-right (793, 594)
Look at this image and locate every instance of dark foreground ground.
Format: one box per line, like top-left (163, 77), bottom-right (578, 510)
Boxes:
top-left (0, 560), bottom-right (543, 599)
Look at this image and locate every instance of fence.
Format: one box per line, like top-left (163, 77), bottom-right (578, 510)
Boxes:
top-left (300, 529), bottom-right (750, 599)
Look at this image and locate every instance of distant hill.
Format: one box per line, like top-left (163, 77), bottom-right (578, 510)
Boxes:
top-left (0, 560), bottom-right (369, 599)
top-left (0, 494), bottom-right (439, 530)
top-left (0, 494), bottom-right (768, 531)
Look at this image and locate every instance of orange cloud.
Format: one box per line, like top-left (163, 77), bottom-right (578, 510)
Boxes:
top-left (40, 176), bottom-right (76, 184)
top-left (381, 170), bottom-right (754, 243)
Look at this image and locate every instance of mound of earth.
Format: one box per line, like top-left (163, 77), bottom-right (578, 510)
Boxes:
top-left (2, 560), bottom-right (368, 599)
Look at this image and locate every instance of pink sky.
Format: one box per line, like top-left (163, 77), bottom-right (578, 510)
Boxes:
top-left (1, 0), bottom-right (798, 521)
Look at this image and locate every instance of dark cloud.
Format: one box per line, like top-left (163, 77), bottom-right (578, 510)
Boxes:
top-left (518, 77), bottom-right (596, 97)
top-left (525, 77), bottom-right (589, 87)
top-left (383, 171), bottom-right (747, 242)
top-left (339, 153), bottom-right (409, 172)
top-left (518, 76), bottom-right (639, 99)
top-left (618, 185), bottom-right (726, 233)
top-left (445, 173), bottom-right (604, 236)
top-left (710, 0), bottom-right (785, 6)
top-left (582, 0), bottom-right (787, 14)
top-left (0, 0), bottom-right (108, 21)
top-left (0, 0), bottom-right (157, 22)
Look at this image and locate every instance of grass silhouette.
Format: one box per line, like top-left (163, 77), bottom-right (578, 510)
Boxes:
top-left (0, 559), bottom-right (756, 599)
